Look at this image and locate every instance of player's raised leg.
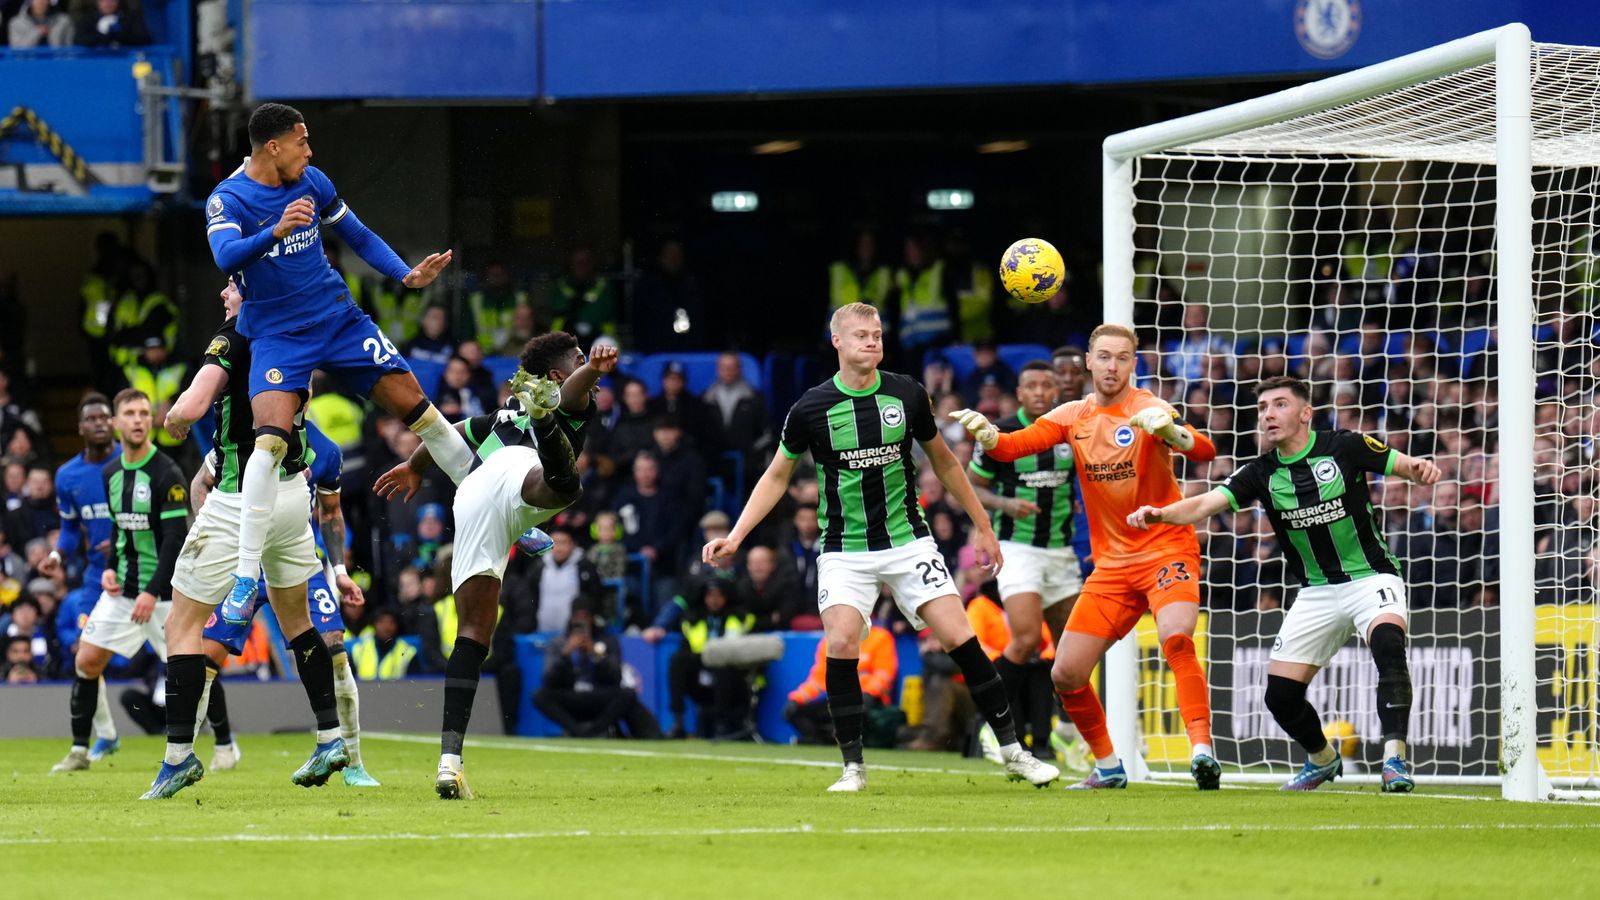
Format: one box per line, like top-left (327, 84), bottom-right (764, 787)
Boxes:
top-left (225, 390), bottom-right (301, 622)
top-left (918, 596), bottom-right (1060, 787)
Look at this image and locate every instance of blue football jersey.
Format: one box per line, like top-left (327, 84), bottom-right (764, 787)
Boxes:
top-left (205, 163), bottom-right (356, 339)
top-left (54, 447), bottom-right (119, 576)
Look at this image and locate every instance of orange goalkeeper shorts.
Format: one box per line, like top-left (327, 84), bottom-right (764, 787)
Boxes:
top-left (1065, 552), bottom-right (1202, 640)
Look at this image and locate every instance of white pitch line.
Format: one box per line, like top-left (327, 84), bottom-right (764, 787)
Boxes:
top-left (366, 731), bottom-right (995, 777)
top-left (363, 733), bottom-right (1592, 803)
top-left (4, 821), bottom-right (1599, 847)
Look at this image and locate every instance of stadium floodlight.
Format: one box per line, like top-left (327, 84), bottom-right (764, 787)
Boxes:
top-left (711, 191), bottom-right (759, 212)
top-left (1103, 23), bottom-right (1600, 801)
top-left (927, 189), bottom-right (974, 210)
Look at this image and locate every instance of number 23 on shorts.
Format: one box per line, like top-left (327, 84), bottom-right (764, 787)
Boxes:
top-left (1155, 559), bottom-right (1193, 591)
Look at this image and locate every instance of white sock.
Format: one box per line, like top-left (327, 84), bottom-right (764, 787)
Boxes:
top-left (999, 741), bottom-right (1023, 758)
top-left (165, 742), bottom-right (194, 765)
top-left (92, 676), bottom-right (116, 741)
top-left (1192, 742), bottom-right (1213, 760)
top-left (332, 651), bottom-right (362, 766)
top-left (1384, 739), bottom-right (1407, 761)
top-left (1310, 745), bottom-right (1338, 766)
top-left (411, 406), bottom-right (476, 485)
top-left (235, 445), bottom-right (283, 575)
top-left (441, 752), bottom-right (463, 771)
top-left (315, 726), bottom-right (340, 744)
top-left (1094, 754), bottom-right (1120, 770)
top-left (71, 744), bottom-right (89, 754)
top-left (194, 667), bottom-right (217, 741)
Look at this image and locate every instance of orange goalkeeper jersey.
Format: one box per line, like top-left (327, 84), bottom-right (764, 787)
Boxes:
top-left (985, 388), bottom-right (1215, 567)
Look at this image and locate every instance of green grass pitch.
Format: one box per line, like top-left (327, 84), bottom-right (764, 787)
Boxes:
top-left (5, 733), bottom-right (1599, 898)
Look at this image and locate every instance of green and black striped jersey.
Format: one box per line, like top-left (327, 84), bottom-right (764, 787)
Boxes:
top-left (201, 318), bottom-right (311, 493)
top-left (102, 448), bottom-right (188, 599)
top-left (1217, 430), bottom-right (1400, 587)
top-left (970, 410), bottom-right (1076, 549)
top-left (462, 392), bottom-right (596, 471)
top-left (780, 370), bottom-right (935, 553)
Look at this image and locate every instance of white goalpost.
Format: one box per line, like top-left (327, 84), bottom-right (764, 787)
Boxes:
top-left (1101, 23), bottom-right (1600, 801)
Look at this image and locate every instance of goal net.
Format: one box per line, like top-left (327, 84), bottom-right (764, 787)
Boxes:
top-left (1101, 25), bottom-right (1600, 798)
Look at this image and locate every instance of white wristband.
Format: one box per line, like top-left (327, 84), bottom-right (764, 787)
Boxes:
top-left (333, 564), bottom-right (349, 578)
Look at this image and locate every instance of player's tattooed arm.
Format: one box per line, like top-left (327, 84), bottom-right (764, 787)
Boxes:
top-left (316, 490), bottom-right (347, 568)
top-left (189, 463), bottom-right (215, 513)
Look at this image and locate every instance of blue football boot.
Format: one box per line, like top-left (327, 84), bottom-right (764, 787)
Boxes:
top-left (88, 736), bottom-right (120, 762)
top-left (1282, 755), bottom-right (1342, 791)
top-left (1381, 756), bottom-right (1415, 793)
top-left (515, 527), bottom-right (555, 557)
top-left (1067, 763), bottom-right (1129, 790)
top-left (141, 754), bottom-right (204, 800)
top-left (219, 574), bottom-right (259, 626)
top-left (291, 738), bottom-right (350, 787)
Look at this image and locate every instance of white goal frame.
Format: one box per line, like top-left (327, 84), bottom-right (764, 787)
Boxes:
top-left (1100, 23), bottom-right (1555, 801)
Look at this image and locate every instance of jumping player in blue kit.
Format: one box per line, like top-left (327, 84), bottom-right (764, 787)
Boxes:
top-left (203, 102), bottom-right (476, 623)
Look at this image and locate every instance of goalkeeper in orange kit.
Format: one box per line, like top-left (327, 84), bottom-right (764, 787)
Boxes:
top-left (954, 323), bottom-right (1221, 789)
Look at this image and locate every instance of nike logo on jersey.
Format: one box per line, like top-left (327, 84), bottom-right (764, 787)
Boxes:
top-left (831, 421), bottom-right (848, 430)
top-left (257, 217), bottom-right (271, 226)
top-left (1074, 432), bottom-right (1092, 441)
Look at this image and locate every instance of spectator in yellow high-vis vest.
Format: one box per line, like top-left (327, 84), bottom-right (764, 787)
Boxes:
top-left (347, 609), bottom-right (418, 680)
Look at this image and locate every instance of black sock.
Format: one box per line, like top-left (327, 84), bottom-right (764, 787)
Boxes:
top-left (289, 629), bottom-right (339, 732)
top-left (164, 654), bottom-right (206, 745)
top-left (206, 663), bottom-right (233, 746)
top-left (70, 675), bottom-right (96, 747)
top-left (1263, 674), bottom-right (1329, 755)
top-left (992, 655), bottom-right (1028, 743)
top-left (948, 637), bottom-right (1018, 746)
top-left (442, 637), bottom-right (489, 756)
top-left (825, 657), bottom-right (865, 765)
top-left (531, 416), bottom-right (580, 495)
top-left (1370, 623), bottom-right (1412, 744)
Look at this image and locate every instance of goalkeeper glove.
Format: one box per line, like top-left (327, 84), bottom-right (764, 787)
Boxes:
top-left (953, 409), bottom-right (998, 450)
top-left (1129, 406), bottom-right (1195, 451)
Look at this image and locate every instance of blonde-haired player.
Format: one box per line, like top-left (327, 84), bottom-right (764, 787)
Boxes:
top-left (705, 303), bottom-right (1058, 792)
top-left (955, 323), bottom-right (1221, 789)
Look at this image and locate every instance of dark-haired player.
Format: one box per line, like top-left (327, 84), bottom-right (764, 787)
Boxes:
top-left (1130, 375), bottom-right (1441, 792)
top-left (203, 101), bottom-right (471, 625)
top-left (376, 332), bottom-right (616, 798)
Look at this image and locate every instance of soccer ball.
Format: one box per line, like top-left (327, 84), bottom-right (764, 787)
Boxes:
top-left (1323, 719), bottom-right (1360, 758)
top-left (999, 238), bottom-right (1065, 304)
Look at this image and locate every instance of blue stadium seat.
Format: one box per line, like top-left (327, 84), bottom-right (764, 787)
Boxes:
top-left (409, 359), bottom-right (446, 400)
top-left (630, 352), bottom-right (762, 396)
top-left (483, 355), bottom-right (520, 386)
top-left (928, 343), bottom-right (1054, 381)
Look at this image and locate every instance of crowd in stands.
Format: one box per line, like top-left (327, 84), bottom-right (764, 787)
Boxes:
top-left (0, 214), bottom-right (1526, 751)
top-left (1, 0), bottom-right (150, 50)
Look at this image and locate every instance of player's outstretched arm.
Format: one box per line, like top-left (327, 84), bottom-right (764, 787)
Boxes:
top-left (1128, 489), bottom-right (1233, 530)
top-left (165, 366), bottom-right (229, 441)
top-left (703, 452), bottom-right (797, 568)
top-left (1391, 453), bottom-right (1443, 486)
top-left (559, 342), bottom-right (619, 414)
top-left (923, 434), bottom-right (1003, 574)
top-left (952, 407), bottom-right (1071, 462)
